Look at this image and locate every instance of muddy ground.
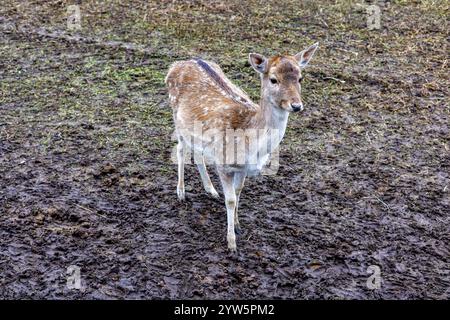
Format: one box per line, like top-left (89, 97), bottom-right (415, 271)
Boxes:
top-left (0, 1), bottom-right (449, 299)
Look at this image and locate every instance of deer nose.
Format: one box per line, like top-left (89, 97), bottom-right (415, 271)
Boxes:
top-left (291, 103), bottom-right (303, 112)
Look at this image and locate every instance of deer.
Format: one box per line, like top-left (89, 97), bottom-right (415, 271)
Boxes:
top-left (165, 43), bottom-right (319, 252)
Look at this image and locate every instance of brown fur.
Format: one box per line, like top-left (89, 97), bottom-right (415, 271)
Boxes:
top-left (166, 59), bottom-right (258, 132)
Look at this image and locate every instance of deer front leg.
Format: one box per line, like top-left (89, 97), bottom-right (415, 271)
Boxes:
top-left (217, 169), bottom-right (237, 252)
top-left (176, 141), bottom-right (186, 201)
top-left (233, 171), bottom-right (247, 234)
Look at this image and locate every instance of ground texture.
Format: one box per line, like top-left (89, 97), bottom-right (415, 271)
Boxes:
top-left (0, 0), bottom-right (449, 299)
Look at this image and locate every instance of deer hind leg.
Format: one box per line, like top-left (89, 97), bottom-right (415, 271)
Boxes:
top-left (217, 168), bottom-right (237, 252)
top-left (176, 139), bottom-right (186, 201)
top-left (233, 171), bottom-right (247, 234)
top-left (195, 154), bottom-right (219, 198)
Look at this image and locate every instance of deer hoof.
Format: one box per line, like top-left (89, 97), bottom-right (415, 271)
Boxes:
top-left (177, 187), bottom-right (185, 201)
top-left (208, 188), bottom-right (220, 199)
top-left (227, 235), bottom-right (237, 252)
top-left (228, 246), bottom-right (237, 254)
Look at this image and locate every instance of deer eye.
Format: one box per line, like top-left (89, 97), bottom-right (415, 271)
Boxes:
top-left (298, 77), bottom-right (303, 83)
top-left (270, 78), bottom-right (278, 84)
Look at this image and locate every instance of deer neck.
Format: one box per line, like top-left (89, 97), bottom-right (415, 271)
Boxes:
top-left (261, 90), bottom-right (289, 138)
top-left (263, 98), bottom-right (289, 131)
top-left (247, 90), bottom-right (289, 158)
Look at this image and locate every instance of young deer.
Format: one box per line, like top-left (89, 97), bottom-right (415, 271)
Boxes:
top-left (165, 43), bottom-right (319, 252)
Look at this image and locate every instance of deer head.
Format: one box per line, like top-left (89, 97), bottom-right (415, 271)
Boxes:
top-left (249, 42), bottom-right (319, 113)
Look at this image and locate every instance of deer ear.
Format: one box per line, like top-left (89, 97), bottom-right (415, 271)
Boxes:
top-left (295, 42), bottom-right (319, 68)
top-left (249, 53), bottom-right (268, 74)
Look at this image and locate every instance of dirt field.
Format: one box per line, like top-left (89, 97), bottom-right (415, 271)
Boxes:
top-left (0, 0), bottom-right (448, 299)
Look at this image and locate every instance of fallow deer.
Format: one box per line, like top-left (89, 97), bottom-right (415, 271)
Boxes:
top-left (165, 43), bottom-right (319, 252)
